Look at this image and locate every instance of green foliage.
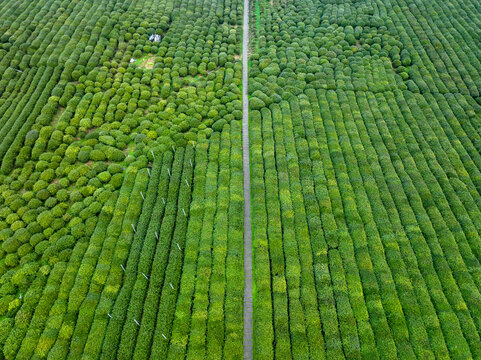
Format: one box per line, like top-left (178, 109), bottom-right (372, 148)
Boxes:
top-left (37, 211), bottom-right (54, 229)
top-left (247, 0), bottom-right (481, 357)
top-left (249, 97), bottom-right (265, 110)
top-left (98, 171), bottom-right (111, 183)
top-left (4, 0), bottom-right (481, 358)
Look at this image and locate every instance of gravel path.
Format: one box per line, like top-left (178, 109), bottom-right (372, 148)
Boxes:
top-left (242, 0), bottom-right (253, 358)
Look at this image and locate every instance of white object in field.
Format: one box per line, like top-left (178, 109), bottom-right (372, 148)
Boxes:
top-left (162, 197), bottom-right (165, 204)
top-left (131, 224), bottom-right (136, 233)
top-left (142, 272), bottom-right (149, 280)
top-left (162, 333), bottom-right (167, 339)
top-left (155, 231), bottom-right (159, 239)
top-left (182, 208), bottom-right (186, 216)
top-left (185, 179), bottom-right (189, 187)
top-left (121, 264), bottom-right (126, 272)
top-left (107, 313), bottom-right (112, 318)
top-left (167, 168), bottom-right (171, 177)
top-left (140, 191), bottom-right (145, 200)
top-left (176, 243), bottom-right (181, 250)
top-left (151, 150), bottom-right (155, 158)
top-left (130, 58), bottom-right (135, 63)
top-left (134, 319), bottom-right (140, 326)
top-left (154, 34), bottom-right (161, 42)
top-left (172, 145), bottom-right (175, 152)
top-left (19, 294), bottom-right (22, 299)
top-left (190, 159), bottom-right (193, 167)
top-left (147, 168), bottom-right (151, 176)
top-left (170, 283), bottom-right (174, 289)
top-left (149, 34), bottom-right (161, 42)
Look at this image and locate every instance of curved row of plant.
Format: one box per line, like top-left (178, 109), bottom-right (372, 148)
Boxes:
top-left (0, 165), bottom-right (148, 359)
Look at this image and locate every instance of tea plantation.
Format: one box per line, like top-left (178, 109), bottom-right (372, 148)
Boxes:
top-left (250, 0), bottom-right (481, 358)
top-left (1, 0), bottom-right (481, 358)
top-left (0, 0), bottom-right (243, 357)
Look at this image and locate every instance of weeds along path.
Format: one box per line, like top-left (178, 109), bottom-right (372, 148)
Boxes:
top-left (242, 0), bottom-right (253, 358)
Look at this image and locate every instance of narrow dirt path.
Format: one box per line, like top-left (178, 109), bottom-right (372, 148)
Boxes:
top-left (242, 0), bottom-right (253, 357)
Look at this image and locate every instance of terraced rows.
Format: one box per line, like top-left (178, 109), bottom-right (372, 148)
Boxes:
top-left (2, 0), bottom-right (481, 357)
top-left (251, 87), bottom-right (481, 359)
top-left (0, 0), bottom-right (245, 356)
top-left (249, 0), bottom-right (481, 357)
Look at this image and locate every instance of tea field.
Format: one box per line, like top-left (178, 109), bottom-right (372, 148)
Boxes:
top-left (0, 0), bottom-right (244, 357)
top-left (1, 0), bottom-right (481, 357)
top-left (250, 0), bottom-right (481, 358)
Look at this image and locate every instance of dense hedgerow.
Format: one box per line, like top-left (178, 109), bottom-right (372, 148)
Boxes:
top-left (4, 0), bottom-right (481, 357)
top-left (250, 0), bottom-right (481, 358)
top-left (115, 149), bottom-right (186, 360)
top-left (0, 0), bottom-right (243, 356)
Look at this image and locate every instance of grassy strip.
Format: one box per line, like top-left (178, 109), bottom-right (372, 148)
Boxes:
top-left (251, 109), bottom-right (274, 360)
top-left (166, 137), bottom-right (209, 360)
top-left (185, 133), bottom-right (220, 359)
top-left (115, 150), bottom-right (184, 359)
top-left (223, 120), bottom-right (244, 358)
top-left (205, 126), bottom-right (232, 357)
top-left (149, 145), bottom-right (195, 358)
top-left (264, 105), bottom-right (309, 358)
top-left (348, 90), bottom-right (450, 359)
top-left (290, 96), bottom-right (362, 360)
top-left (275, 102), bottom-right (327, 358)
top-left (359, 90), bottom-right (473, 359)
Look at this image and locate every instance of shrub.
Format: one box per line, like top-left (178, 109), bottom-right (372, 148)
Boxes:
top-left (37, 211), bottom-right (54, 228)
top-left (110, 173), bottom-right (124, 189)
top-left (98, 171), bottom-right (111, 183)
top-left (90, 149), bottom-right (106, 161)
top-left (106, 148), bottom-right (126, 162)
top-left (5, 253), bottom-right (19, 267)
top-left (249, 97), bottom-right (265, 110)
top-left (2, 238), bottom-right (21, 253)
